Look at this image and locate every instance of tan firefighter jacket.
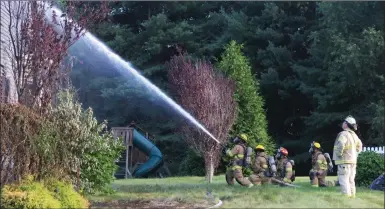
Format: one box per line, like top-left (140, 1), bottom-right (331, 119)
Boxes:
top-left (251, 152), bottom-right (268, 175)
top-left (332, 129), bottom-right (363, 165)
top-left (312, 151), bottom-right (328, 171)
top-left (277, 157), bottom-right (293, 183)
top-left (226, 144), bottom-right (246, 170)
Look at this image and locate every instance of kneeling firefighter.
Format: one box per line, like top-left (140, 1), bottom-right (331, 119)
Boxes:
top-left (309, 141), bottom-right (335, 187)
top-left (224, 134), bottom-right (254, 188)
top-left (249, 145), bottom-right (276, 186)
top-left (272, 147), bottom-right (296, 186)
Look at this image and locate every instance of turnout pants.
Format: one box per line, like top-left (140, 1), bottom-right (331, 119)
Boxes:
top-left (310, 170), bottom-right (327, 187)
top-left (337, 164), bottom-right (357, 197)
top-left (225, 168), bottom-right (252, 187)
top-left (249, 173), bottom-right (271, 186)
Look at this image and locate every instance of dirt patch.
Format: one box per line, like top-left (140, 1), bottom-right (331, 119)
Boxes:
top-left (90, 199), bottom-right (208, 209)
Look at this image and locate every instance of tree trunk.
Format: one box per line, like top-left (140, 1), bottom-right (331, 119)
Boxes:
top-left (204, 154), bottom-right (214, 183)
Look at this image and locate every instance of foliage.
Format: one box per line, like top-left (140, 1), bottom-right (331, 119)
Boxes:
top-left (154, 139), bottom-right (189, 175)
top-left (1, 175), bottom-right (90, 209)
top-left (178, 149), bottom-right (205, 176)
top-left (69, 2), bottom-right (384, 176)
top-left (168, 53), bottom-right (237, 182)
top-left (35, 89), bottom-right (124, 194)
top-left (369, 100), bottom-right (384, 145)
top-left (79, 125), bottom-right (124, 194)
top-left (1, 175), bottom-right (62, 209)
top-left (0, 104), bottom-right (42, 185)
top-left (218, 41), bottom-right (275, 154)
top-left (0, 1), bottom-right (109, 111)
top-left (43, 178), bottom-right (89, 208)
top-left (356, 152), bottom-right (385, 187)
top-left (294, 2), bottom-right (384, 138)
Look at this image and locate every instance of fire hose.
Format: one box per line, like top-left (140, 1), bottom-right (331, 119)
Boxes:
top-left (270, 177), bottom-right (300, 188)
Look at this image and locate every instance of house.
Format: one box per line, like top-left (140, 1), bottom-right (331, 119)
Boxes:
top-left (0, 1), bottom-right (19, 104)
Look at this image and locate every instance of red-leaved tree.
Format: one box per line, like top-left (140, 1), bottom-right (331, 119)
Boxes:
top-left (168, 53), bottom-right (237, 182)
top-left (1, 1), bottom-right (109, 113)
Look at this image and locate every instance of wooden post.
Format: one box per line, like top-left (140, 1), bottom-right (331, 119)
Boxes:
top-left (125, 142), bottom-right (129, 179)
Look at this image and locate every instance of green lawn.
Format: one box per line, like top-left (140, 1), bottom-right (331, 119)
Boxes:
top-left (89, 176), bottom-right (384, 208)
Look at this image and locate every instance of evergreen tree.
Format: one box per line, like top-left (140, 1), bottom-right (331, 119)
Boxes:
top-left (218, 41), bottom-right (275, 153)
top-left (293, 2), bottom-right (384, 148)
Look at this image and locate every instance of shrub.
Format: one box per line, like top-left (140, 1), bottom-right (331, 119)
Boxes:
top-left (1, 176), bottom-right (61, 209)
top-left (356, 151), bottom-right (385, 187)
top-left (36, 89), bottom-right (124, 194)
top-left (1, 175), bottom-right (90, 209)
top-left (178, 149), bottom-right (205, 176)
top-left (43, 178), bottom-right (89, 208)
top-left (0, 104), bottom-right (42, 185)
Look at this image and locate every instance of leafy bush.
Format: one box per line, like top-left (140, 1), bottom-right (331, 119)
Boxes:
top-left (43, 178), bottom-right (89, 208)
top-left (178, 149), bottom-right (205, 176)
top-left (36, 89), bottom-right (124, 194)
top-left (356, 151), bottom-right (385, 187)
top-left (79, 126), bottom-right (124, 194)
top-left (1, 176), bottom-right (61, 209)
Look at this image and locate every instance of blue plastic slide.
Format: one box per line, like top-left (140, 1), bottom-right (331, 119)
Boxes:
top-left (131, 129), bottom-right (163, 177)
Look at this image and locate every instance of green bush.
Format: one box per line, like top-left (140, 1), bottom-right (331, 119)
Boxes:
top-left (1, 175), bottom-right (90, 209)
top-left (43, 178), bottom-right (89, 208)
top-left (1, 176), bottom-right (61, 209)
top-left (356, 151), bottom-right (385, 187)
top-left (36, 89), bottom-right (124, 194)
top-left (178, 149), bottom-right (205, 176)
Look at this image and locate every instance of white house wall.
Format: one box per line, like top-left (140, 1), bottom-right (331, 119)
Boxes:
top-left (0, 1), bottom-right (22, 104)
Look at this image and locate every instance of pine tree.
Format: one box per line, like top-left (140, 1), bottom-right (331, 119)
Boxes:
top-left (217, 41), bottom-right (275, 153)
top-left (294, 2), bottom-right (384, 146)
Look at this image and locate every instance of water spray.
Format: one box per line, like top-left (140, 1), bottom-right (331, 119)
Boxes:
top-left (81, 34), bottom-right (220, 144)
top-left (45, 5), bottom-right (220, 145)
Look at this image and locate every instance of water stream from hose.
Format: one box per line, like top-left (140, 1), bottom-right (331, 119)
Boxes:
top-left (46, 5), bottom-right (220, 144)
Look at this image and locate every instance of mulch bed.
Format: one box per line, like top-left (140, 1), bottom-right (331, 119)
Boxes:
top-left (90, 199), bottom-right (208, 209)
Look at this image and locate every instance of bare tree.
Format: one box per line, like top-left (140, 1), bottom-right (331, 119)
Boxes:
top-left (1, 1), bottom-right (109, 113)
top-left (168, 53), bottom-right (237, 182)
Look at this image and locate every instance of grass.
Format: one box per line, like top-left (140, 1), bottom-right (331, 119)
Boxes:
top-left (89, 176), bottom-right (384, 208)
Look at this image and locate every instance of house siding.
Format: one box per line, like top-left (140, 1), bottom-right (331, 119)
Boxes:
top-left (0, 1), bottom-right (22, 104)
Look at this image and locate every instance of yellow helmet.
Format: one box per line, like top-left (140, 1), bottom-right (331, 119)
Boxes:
top-left (239, 134), bottom-right (248, 142)
top-left (255, 145), bottom-right (265, 151)
top-left (313, 142), bottom-right (321, 149)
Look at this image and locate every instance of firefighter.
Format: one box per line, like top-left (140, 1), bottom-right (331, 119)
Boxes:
top-left (249, 145), bottom-right (274, 186)
top-left (273, 147), bottom-right (295, 185)
top-left (224, 134), bottom-right (254, 188)
top-left (309, 141), bottom-right (329, 187)
top-left (332, 115), bottom-right (363, 198)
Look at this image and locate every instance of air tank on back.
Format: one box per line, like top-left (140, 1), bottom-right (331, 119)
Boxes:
top-left (245, 147), bottom-right (253, 166)
top-left (268, 156), bottom-right (277, 175)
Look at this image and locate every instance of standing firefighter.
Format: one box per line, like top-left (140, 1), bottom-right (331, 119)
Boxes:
top-left (333, 115), bottom-right (363, 198)
top-left (273, 147), bottom-right (295, 185)
top-left (224, 134), bottom-right (254, 188)
top-left (309, 141), bottom-right (334, 187)
top-left (249, 145), bottom-right (276, 186)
